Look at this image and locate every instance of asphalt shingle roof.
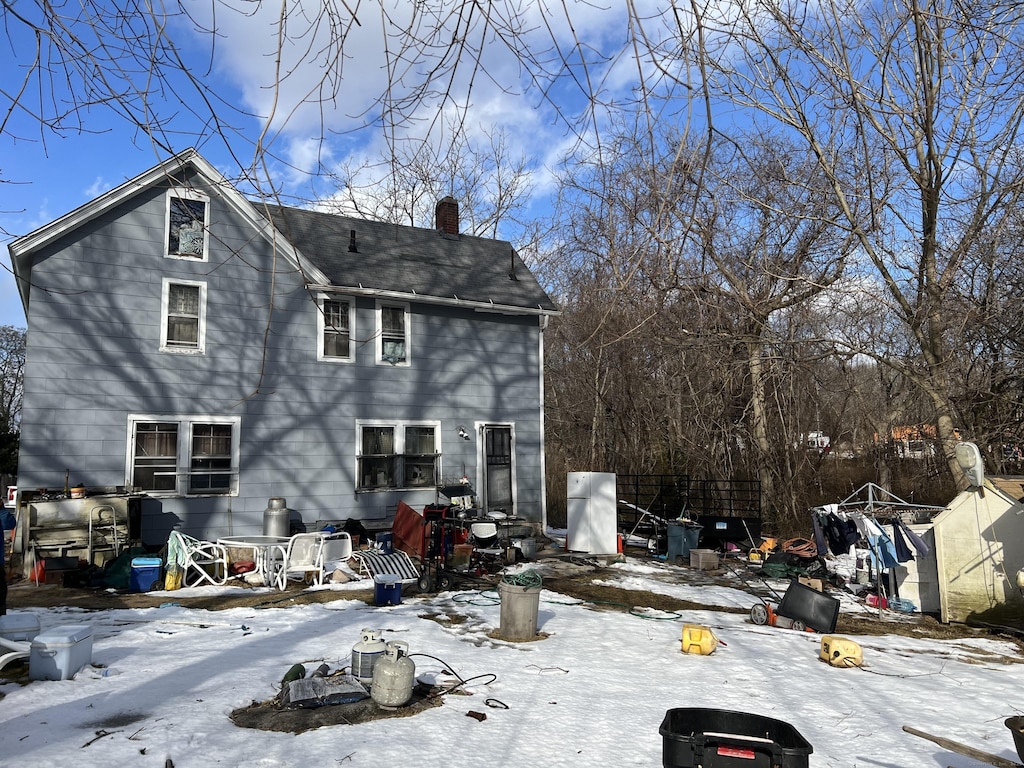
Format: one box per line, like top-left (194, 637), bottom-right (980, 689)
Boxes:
top-left (257, 204), bottom-right (558, 313)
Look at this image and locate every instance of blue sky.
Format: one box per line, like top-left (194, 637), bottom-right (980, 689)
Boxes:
top-left (0, 1), bottom-right (671, 330)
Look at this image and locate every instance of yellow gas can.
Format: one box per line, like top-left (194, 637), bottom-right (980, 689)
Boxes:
top-left (681, 624), bottom-right (719, 655)
top-left (820, 635), bottom-right (863, 668)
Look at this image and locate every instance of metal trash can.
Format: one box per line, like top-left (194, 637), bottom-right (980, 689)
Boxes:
top-left (497, 572), bottom-right (542, 641)
top-left (263, 497), bottom-right (290, 538)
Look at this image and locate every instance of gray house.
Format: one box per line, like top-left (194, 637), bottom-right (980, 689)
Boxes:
top-left (8, 149), bottom-right (558, 548)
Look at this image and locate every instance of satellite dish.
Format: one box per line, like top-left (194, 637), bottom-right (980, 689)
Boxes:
top-left (954, 441), bottom-right (985, 487)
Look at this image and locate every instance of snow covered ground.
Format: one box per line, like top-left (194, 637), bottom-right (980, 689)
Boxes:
top-left (1, 552), bottom-right (1022, 768)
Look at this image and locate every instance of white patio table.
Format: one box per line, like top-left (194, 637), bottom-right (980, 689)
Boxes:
top-left (217, 534), bottom-right (292, 585)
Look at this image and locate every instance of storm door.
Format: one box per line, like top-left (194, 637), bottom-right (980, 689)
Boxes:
top-left (481, 425), bottom-right (514, 516)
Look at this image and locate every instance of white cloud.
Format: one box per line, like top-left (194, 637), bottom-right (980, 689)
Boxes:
top-left (176, 1), bottom-right (655, 198)
top-left (84, 177), bottom-right (111, 200)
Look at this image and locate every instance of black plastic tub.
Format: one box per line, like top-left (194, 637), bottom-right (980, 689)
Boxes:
top-left (660, 708), bottom-right (813, 768)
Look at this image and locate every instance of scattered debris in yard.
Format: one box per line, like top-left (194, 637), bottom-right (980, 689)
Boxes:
top-left (230, 682), bottom-right (443, 734)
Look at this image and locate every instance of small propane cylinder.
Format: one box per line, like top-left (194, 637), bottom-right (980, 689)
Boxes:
top-left (371, 640), bottom-right (415, 708)
top-left (352, 628), bottom-right (386, 686)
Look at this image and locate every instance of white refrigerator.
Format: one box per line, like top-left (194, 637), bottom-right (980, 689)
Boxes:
top-left (566, 472), bottom-right (618, 554)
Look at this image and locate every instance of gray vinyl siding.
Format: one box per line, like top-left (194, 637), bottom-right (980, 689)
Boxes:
top-left (17, 175), bottom-right (547, 543)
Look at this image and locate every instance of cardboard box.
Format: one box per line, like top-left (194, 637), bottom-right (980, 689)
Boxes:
top-left (798, 576), bottom-right (824, 592)
top-left (30, 624), bottom-right (94, 681)
top-left (689, 549), bottom-right (719, 570)
top-left (450, 543), bottom-right (474, 569)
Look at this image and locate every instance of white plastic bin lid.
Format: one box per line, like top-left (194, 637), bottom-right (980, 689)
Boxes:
top-left (0, 612), bottom-right (40, 630)
top-left (373, 574), bottom-right (400, 585)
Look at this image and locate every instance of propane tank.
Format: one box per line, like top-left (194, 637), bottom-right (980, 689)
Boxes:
top-left (371, 640), bottom-right (415, 708)
top-left (352, 629), bottom-right (386, 686)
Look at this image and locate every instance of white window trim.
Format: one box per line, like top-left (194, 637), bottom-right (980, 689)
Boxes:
top-left (165, 188), bottom-right (211, 262)
top-left (126, 414), bottom-right (241, 497)
top-left (160, 278), bottom-right (207, 354)
top-left (355, 419), bottom-right (441, 492)
top-left (317, 294), bottom-right (355, 362)
top-left (375, 300), bottom-right (411, 367)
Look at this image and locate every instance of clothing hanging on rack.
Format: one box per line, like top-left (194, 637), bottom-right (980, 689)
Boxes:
top-left (890, 521), bottom-right (914, 563)
top-left (811, 511), bottom-right (828, 558)
top-left (894, 517), bottom-right (930, 556)
top-left (824, 512), bottom-right (859, 555)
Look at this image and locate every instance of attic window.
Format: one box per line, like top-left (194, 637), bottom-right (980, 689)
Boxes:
top-left (166, 191), bottom-right (209, 260)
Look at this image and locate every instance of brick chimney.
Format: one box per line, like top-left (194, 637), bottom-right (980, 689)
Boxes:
top-left (435, 196), bottom-right (459, 236)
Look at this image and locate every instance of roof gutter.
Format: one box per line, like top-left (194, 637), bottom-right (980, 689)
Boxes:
top-left (305, 283), bottom-right (560, 317)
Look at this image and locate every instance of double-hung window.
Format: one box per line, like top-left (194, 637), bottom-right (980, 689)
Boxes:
top-left (190, 424), bottom-right (234, 493)
top-left (132, 422), bottom-right (179, 493)
top-left (161, 279), bottom-right (206, 353)
top-left (357, 422), bottom-right (439, 490)
top-left (319, 296), bottom-right (354, 361)
top-left (376, 301), bottom-right (410, 365)
top-left (129, 415), bottom-right (240, 496)
top-left (166, 191), bottom-right (209, 260)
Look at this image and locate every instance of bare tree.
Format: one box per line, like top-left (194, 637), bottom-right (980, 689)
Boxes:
top-left (0, 325), bottom-right (24, 431)
top-left (693, 0), bottom-right (1024, 487)
top-left (545, 118), bottom-right (861, 525)
top-left (949, 209), bottom-right (1024, 471)
top-left (10, 0), bottom-right (1024, 503)
top-left (0, 325), bottom-right (25, 476)
top-left (671, 131), bottom-right (857, 520)
top-left (320, 123), bottom-right (537, 242)
top-left (0, 1), bottom-right (593, 211)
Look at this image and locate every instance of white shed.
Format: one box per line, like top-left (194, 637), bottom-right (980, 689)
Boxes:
top-left (896, 476), bottom-right (1024, 625)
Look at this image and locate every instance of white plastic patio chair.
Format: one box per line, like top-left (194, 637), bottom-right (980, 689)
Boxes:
top-left (267, 532), bottom-right (327, 590)
top-left (168, 531), bottom-right (230, 588)
top-left (0, 637), bottom-right (29, 672)
top-left (322, 532), bottom-right (353, 565)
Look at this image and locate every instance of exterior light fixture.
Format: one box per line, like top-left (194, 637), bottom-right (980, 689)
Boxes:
top-left (954, 441), bottom-right (985, 490)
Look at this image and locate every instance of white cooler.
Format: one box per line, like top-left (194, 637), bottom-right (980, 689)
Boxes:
top-left (29, 624), bottom-right (93, 681)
